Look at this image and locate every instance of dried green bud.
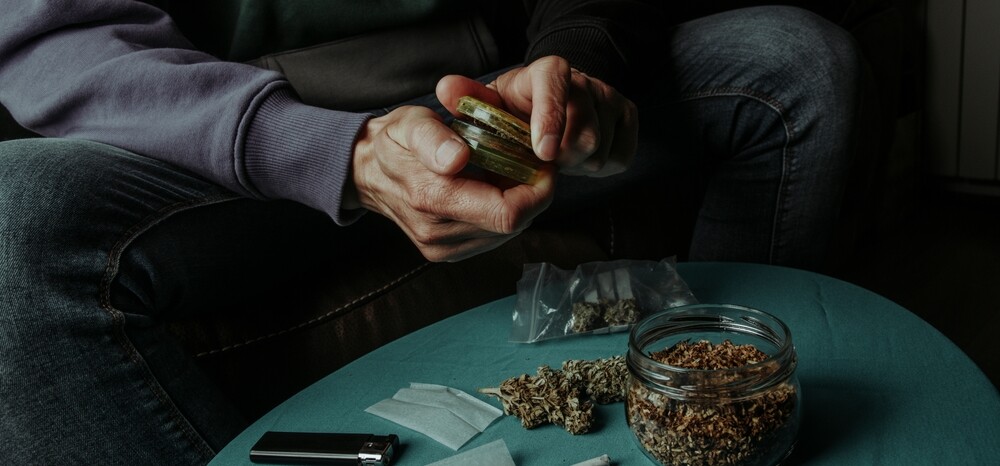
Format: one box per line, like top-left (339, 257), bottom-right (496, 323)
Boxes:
top-left (562, 355), bottom-right (628, 404)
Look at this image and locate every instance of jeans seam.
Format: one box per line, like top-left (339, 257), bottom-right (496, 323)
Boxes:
top-left (677, 87), bottom-right (796, 263)
top-left (194, 261), bottom-right (435, 357)
top-left (97, 194), bottom-right (241, 461)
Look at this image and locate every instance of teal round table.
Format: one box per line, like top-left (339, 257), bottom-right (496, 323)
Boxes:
top-left (211, 262), bottom-right (1000, 465)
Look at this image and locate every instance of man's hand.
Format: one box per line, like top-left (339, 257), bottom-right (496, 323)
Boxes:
top-left (349, 105), bottom-right (556, 262)
top-left (437, 55), bottom-right (639, 177)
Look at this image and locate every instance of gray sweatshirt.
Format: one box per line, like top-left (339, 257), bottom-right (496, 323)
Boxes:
top-left (0, 0), bottom-right (657, 224)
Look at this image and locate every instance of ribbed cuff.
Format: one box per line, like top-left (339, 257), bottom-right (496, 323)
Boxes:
top-left (241, 88), bottom-right (373, 225)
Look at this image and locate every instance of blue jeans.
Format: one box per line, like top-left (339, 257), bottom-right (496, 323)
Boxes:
top-left (0, 6), bottom-right (860, 464)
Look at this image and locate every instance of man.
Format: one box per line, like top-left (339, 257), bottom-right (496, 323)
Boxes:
top-left (0, 1), bottom-right (861, 463)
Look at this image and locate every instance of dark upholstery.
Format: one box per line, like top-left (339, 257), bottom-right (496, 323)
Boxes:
top-left (0, 0), bottom-right (907, 421)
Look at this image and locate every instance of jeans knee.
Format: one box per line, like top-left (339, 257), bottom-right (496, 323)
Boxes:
top-left (0, 138), bottom-right (176, 280)
top-left (751, 6), bottom-right (863, 117)
top-left (1, 138), bottom-right (246, 323)
top-left (0, 139), bottom-right (79, 246)
top-left (1, 137), bottom-right (230, 255)
top-left (0, 140), bottom-right (102, 293)
top-left (677, 5), bottom-right (864, 119)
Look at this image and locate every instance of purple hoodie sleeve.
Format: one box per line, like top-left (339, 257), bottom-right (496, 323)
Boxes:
top-left (0, 0), bottom-right (371, 225)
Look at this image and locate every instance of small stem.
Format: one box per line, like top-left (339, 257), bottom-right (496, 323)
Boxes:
top-left (477, 387), bottom-right (502, 397)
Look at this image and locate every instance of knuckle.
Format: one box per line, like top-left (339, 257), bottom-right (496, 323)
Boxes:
top-left (488, 206), bottom-right (523, 236)
top-left (576, 128), bottom-right (600, 154)
top-left (408, 118), bottom-right (441, 150)
top-left (408, 181), bottom-right (439, 213)
top-left (410, 224), bottom-right (442, 246)
top-left (537, 55), bottom-right (567, 69)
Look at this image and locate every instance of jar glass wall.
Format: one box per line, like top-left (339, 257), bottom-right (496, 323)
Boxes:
top-left (625, 303), bottom-right (801, 466)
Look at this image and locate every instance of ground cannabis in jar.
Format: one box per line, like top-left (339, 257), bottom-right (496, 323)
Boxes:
top-left (627, 340), bottom-right (798, 466)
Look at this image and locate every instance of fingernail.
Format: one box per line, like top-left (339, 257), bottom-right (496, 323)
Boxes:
top-left (536, 134), bottom-right (559, 161)
top-left (436, 139), bottom-right (465, 169)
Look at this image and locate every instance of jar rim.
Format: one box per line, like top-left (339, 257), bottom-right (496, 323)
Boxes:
top-left (627, 303), bottom-right (796, 396)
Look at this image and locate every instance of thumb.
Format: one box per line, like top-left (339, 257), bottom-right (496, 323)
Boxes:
top-left (436, 74), bottom-right (503, 116)
top-left (395, 108), bottom-right (471, 175)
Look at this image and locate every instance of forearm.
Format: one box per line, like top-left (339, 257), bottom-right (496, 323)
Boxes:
top-left (0, 0), bottom-right (369, 224)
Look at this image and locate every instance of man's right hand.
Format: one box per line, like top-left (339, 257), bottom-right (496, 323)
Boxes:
top-left (347, 105), bottom-right (556, 262)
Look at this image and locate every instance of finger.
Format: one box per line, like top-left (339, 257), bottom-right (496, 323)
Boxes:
top-left (382, 158), bottom-right (554, 237)
top-left (384, 106), bottom-right (470, 175)
top-left (525, 56), bottom-right (572, 162)
top-left (560, 78), bottom-right (638, 177)
top-left (597, 99), bottom-right (639, 177)
top-left (417, 232), bottom-right (521, 263)
top-left (380, 204), bottom-right (514, 263)
top-left (582, 88), bottom-right (638, 177)
top-left (390, 193), bottom-right (531, 262)
top-left (556, 78), bottom-right (601, 170)
top-left (402, 215), bottom-right (511, 248)
top-left (436, 75), bottom-right (503, 115)
top-left (425, 166), bottom-right (556, 235)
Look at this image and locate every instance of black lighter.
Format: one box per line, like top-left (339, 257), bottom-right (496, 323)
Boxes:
top-left (249, 431), bottom-right (399, 465)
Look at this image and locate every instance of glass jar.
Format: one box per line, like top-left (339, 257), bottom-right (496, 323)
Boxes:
top-left (625, 303), bottom-right (800, 466)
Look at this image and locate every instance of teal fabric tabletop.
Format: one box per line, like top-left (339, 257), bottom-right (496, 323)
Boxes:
top-left (211, 262), bottom-right (1000, 465)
